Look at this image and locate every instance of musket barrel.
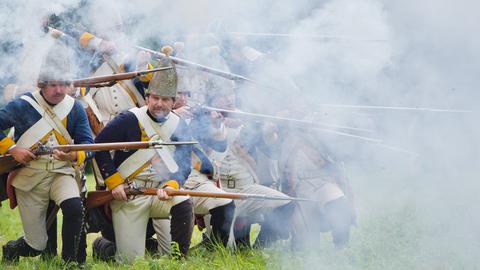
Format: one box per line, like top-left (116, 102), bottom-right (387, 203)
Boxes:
top-left (201, 106), bottom-right (375, 133)
top-left (51, 141), bottom-right (197, 153)
top-left (135, 45), bottom-right (251, 83)
top-left (164, 189), bottom-right (246, 200)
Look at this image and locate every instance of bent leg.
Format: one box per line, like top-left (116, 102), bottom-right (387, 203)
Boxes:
top-left (111, 196), bottom-right (150, 262)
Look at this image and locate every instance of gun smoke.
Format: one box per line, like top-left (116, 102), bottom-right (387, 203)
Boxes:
top-left (1, 0), bottom-right (479, 268)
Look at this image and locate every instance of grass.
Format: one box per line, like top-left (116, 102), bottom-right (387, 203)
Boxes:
top-left (1, 172), bottom-right (479, 269)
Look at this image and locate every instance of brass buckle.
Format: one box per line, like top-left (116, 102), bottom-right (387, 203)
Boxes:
top-left (227, 175), bottom-right (235, 189)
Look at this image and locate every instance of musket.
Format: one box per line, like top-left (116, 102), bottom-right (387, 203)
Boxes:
top-left (226, 31), bottom-right (388, 42)
top-left (317, 103), bottom-right (474, 113)
top-left (134, 46), bottom-right (278, 91)
top-left (47, 27), bottom-right (277, 91)
top-left (198, 105), bottom-right (419, 156)
top-left (0, 140), bottom-right (197, 175)
top-left (71, 66), bottom-right (173, 88)
top-left (37, 67), bottom-right (173, 89)
top-left (199, 105), bottom-right (375, 133)
top-left (86, 186), bottom-right (318, 209)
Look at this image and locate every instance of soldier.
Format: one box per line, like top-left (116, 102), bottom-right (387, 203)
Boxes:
top-left (275, 127), bottom-right (356, 249)
top-left (204, 79), bottom-right (295, 248)
top-left (93, 58), bottom-right (194, 262)
top-left (0, 42), bottom-right (93, 264)
top-left (152, 71), bottom-right (236, 248)
top-left (46, 4), bottom-right (174, 257)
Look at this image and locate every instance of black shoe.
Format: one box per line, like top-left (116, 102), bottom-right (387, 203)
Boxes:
top-left (2, 237), bottom-right (42, 263)
top-left (145, 237), bottom-right (158, 255)
top-left (2, 241), bottom-right (20, 263)
top-left (92, 237), bottom-right (116, 262)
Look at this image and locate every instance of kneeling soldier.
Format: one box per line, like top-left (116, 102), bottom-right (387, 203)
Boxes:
top-left (0, 42), bottom-right (93, 264)
top-left (94, 58), bottom-right (194, 262)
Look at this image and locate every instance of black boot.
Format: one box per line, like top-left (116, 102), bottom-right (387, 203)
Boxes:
top-left (170, 199), bottom-right (194, 257)
top-left (254, 202), bottom-right (295, 248)
top-left (209, 201), bottom-right (235, 247)
top-left (2, 236), bottom-right (42, 263)
top-left (60, 197), bottom-right (86, 264)
top-left (233, 219), bottom-right (252, 248)
top-left (92, 236), bottom-right (116, 261)
top-left (324, 197), bottom-right (353, 248)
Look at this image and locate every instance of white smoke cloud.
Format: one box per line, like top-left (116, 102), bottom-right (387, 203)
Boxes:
top-left (0, 0), bottom-right (479, 267)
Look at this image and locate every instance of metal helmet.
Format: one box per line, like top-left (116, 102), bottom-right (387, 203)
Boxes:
top-left (145, 58), bottom-right (177, 97)
top-left (37, 42), bottom-right (73, 87)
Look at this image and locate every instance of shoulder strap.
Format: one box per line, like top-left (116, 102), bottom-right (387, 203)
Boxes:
top-left (129, 107), bottom-right (179, 173)
top-left (31, 91), bottom-right (74, 144)
top-left (17, 92), bottom-right (74, 148)
top-left (104, 55), bottom-right (146, 107)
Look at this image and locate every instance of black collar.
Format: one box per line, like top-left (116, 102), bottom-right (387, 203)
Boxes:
top-left (146, 109), bottom-right (168, 123)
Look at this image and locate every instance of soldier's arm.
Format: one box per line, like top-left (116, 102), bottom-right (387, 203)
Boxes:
top-left (190, 112), bottom-right (227, 152)
top-left (67, 101), bottom-right (95, 164)
top-left (167, 119), bottom-right (193, 189)
top-left (94, 112), bottom-right (135, 190)
top-left (0, 100), bottom-right (19, 154)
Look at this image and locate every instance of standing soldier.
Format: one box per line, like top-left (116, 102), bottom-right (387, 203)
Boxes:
top-left (93, 58), bottom-right (194, 262)
top-left (0, 42), bottom-right (93, 264)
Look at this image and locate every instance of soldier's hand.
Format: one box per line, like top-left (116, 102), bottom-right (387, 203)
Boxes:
top-left (173, 106), bottom-right (194, 119)
top-left (156, 188), bottom-right (171, 201)
top-left (8, 146), bottom-right (36, 164)
top-left (210, 111), bottom-right (224, 128)
top-left (52, 149), bottom-right (77, 162)
top-left (112, 184), bottom-right (128, 201)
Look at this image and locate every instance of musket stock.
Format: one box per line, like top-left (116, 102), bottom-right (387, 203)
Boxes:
top-left (72, 67), bottom-right (173, 88)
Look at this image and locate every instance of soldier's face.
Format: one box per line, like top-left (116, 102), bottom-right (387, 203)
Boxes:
top-left (173, 92), bottom-right (190, 109)
top-left (210, 94), bottom-right (236, 110)
top-left (42, 83), bottom-right (68, 104)
top-left (146, 94), bottom-right (174, 119)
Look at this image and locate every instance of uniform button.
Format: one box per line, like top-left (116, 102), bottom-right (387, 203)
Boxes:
top-left (113, 89), bottom-right (116, 92)
top-left (115, 104), bottom-right (118, 107)
top-left (114, 97), bottom-right (117, 99)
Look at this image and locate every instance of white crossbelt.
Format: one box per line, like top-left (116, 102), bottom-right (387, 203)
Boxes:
top-left (117, 106), bottom-right (179, 180)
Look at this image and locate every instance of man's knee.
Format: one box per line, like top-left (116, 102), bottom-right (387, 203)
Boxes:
top-left (60, 197), bottom-right (84, 220)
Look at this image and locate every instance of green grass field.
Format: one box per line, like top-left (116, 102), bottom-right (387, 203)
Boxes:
top-left (1, 171), bottom-right (478, 269)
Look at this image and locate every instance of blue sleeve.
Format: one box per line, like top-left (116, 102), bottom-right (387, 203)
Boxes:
top-left (94, 111), bottom-right (137, 179)
top-left (0, 100), bottom-right (18, 141)
top-left (169, 118), bottom-right (193, 186)
top-left (69, 101), bottom-right (94, 159)
top-left (190, 113), bottom-right (227, 152)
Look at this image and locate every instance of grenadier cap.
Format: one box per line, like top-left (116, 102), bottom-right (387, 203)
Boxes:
top-left (146, 57), bottom-right (177, 97)
top-left (37, 42), bottom-right (73, 87)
